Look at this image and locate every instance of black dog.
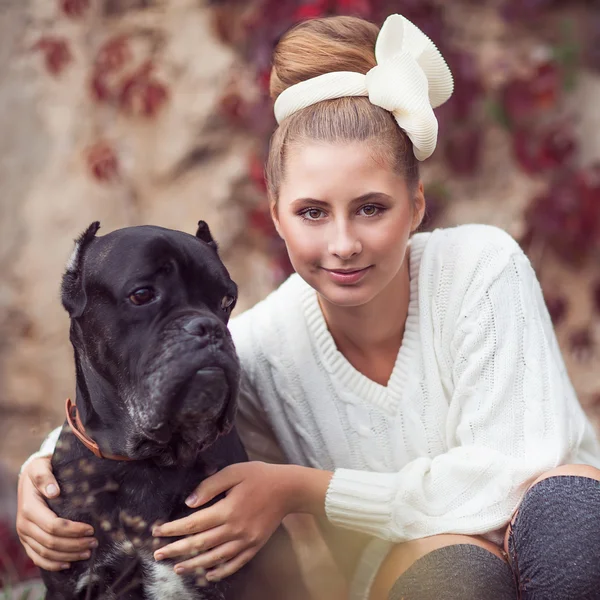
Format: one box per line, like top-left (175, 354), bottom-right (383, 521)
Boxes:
top-left (41, 221), bottom-right (308, 600)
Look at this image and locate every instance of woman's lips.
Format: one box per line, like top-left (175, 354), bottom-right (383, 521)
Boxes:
top-left (323, 266), bottom-right (372, 285)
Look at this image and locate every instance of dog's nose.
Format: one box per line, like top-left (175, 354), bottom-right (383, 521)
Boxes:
top-left (147, 423), bottom-right (171, 444)
top-left (183, 316), bottom-right (218, 338)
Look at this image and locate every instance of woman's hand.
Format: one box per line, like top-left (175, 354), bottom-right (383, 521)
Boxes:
top-left (153, 462), bottom-right (332, 582)
top-left (16, 457), bottom-right (98, 571)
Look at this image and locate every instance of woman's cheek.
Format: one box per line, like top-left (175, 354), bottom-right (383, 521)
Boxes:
top-left (287, 225), bottom-right (325, 264)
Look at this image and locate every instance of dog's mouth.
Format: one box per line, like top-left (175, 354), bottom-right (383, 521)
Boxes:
top-left (129, 366), bottom-right (234, 465)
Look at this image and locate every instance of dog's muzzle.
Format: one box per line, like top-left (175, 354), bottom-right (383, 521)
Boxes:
top-left (129, 312), bottom-right (240, 462)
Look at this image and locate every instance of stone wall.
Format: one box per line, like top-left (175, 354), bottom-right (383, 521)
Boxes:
top-left (0, 0), bottom-right (275, 472)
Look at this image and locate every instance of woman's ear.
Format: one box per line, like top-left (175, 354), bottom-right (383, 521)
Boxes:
top-left (269, 200), bottom-right (283, 238)
top-left (411, 182), bottom-right (426, 232)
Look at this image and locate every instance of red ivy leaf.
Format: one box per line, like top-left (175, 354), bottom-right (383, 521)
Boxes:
top-left (96, 36), bottom-right (132, 74)
top-left (119, 62), bottom-right (169, 119)
top-left (86, 141), bottom-right (120, 183)
top-left (293, 2), bottom-right (328, 21)
top-left (90, 72), bottom-right (111, 102)
top-left (33, 37), bottom-right (73, 76)
top-left (501, 62), bottom-right (561, 127)
top-left (60, 0), bottom-right (90, 19)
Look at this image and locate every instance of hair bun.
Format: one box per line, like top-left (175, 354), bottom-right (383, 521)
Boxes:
top-left (270, 16), bottom-right (380, 101)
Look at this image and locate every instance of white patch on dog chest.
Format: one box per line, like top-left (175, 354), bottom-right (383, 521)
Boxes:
top-left (144, 560), bottom-right (196, 600)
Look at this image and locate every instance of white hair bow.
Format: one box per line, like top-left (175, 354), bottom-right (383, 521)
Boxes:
top-left (273, 14), bottom-right (454, 161)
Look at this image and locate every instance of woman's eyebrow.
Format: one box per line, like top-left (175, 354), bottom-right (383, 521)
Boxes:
top-left (290, 197), bottom-right (330, 208)
top-left (352, 192), bottom-right (393, 204)
top-left (290, 192), bottom-right (393, 208)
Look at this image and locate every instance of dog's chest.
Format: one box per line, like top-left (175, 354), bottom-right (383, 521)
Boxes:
top-left (143, 559), bottom-right (197, 600)
top-left (77, 543), bottom-right (222, 600)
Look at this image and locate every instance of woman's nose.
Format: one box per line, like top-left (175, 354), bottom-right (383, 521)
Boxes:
top-left (327, 222), bottom-right (361, 260)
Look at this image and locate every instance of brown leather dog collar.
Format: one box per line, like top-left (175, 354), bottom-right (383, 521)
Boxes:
top-left (65, 398), bottom-right (133, 461)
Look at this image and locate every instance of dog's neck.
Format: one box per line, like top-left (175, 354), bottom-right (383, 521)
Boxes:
top-left (72, 357), bottom-right (137, 460)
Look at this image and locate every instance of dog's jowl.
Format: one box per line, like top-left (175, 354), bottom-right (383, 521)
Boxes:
top-left (41, 221), bottom-right (308, 600)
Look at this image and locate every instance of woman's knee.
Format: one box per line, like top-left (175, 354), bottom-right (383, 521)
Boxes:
top-left (369, 534), bottom-right (511, 600)
top-left (529, 464), bottom-right (600, 487)
top-left (506, 471), bottom-right (600, 599)
top-left (382, 542), bottom-right (515, 600)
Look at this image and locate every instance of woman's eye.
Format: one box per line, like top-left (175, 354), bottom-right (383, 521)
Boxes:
top-left (301, 208), bottom-right (325, 221)
top-left (129, 288), bottom-right (155, 306)
top-left (221, 295), bottom-right (236, 311)
top-left (359, 204), bottom-right (380, 217)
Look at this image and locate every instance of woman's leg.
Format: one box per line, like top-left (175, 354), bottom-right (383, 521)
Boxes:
top-left (504, 464), bottom-right (600, 600)
top-left (369, 534), bottom-right (516, 600)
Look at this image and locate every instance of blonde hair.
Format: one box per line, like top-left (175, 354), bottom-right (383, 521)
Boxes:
top-left (266, 16), bottom-right (420, 203)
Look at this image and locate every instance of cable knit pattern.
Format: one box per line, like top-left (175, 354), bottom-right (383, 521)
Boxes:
top-left (230, 224), bottom-right (600, 546)
top-left (29, 225), bottom-right (600, 584)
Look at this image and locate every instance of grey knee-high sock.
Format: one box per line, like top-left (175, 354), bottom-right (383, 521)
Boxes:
top-left (388, 544), bottom-right (517, 600)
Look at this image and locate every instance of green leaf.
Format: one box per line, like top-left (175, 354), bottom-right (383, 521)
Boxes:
top-left (486, 98), bottom-right (511, 130)
top-left (552, 18), bottom-right (581, 92)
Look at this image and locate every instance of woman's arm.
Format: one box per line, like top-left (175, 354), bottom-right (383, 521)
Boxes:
top-left (17, 428), bottom-right (98, 571)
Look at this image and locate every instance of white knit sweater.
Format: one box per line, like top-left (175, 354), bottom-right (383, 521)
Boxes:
top-left (230, 223), bottom-right (600, 547)
top-left (32, 224), bottom-right (600, 547)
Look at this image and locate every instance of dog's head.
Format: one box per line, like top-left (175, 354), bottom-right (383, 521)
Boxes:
top-left (61, 221), bottom-right (240, 465)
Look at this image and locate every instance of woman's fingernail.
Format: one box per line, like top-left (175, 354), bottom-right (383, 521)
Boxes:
top-left (88, 540), bottom-right (98, 548)
top-left (61, 564), bottom-right (70, 570)
top-left (84, 529), bottom-right (94, 537)
top-left (46, 484), bottom-right (59, 497)
top-left (80, 552), bottom-right (91, 560)
top-left (152, 527), bottom-right (161, 536)
top-left (174, 566), bottom-right (184, 574)
top-left (185, 494), bottom-right (198, 507)
top-left (155, 553), bottom-right (164, 561)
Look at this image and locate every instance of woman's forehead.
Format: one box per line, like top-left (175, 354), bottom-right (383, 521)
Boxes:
top-left (281, 141), bottom-right (404, 201)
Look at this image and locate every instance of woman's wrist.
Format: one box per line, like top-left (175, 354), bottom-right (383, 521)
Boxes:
top-left (277, 464), bottom-right (334, 517)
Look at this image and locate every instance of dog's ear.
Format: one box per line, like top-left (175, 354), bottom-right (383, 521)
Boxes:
top-left (196, 220), bottom-right (218, 251)
top-left (61, 221), bottom-right (100, 318)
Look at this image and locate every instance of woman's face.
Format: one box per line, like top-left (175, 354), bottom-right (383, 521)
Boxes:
top-left (272, 141), bottom-right (425, 308)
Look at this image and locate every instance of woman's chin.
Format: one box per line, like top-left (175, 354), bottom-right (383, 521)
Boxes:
top-left (315, 280), bottom-right (378, 308)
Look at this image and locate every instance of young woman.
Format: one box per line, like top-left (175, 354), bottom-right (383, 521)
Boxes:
top-left (16, 14), bottom-right (600, 600)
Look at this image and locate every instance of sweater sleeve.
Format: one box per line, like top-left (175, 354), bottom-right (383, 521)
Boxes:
top-left (324, 249), bottom-right (595, 542)
top-left (19, 426), bottom-right (61, 476)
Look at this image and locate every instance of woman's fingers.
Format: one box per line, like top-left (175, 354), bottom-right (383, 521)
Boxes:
top-left (153, 504), bottom-right (223, 538)
top-left (19, 473), bottom-right (94, 539)
top-left (23, 533), bottom-right (91, 564)
top-left (23, 544), bottom-right (70, 572)
top-left (25, 520), bottom-right (97, 554)
top-left (154, 525), bottom-right (229, 561)
top-left (23, 496), bottom-right (93, 539)
top-left (17, 457), bottom-right (97, 569)
top-left (174, 540), bottom-right (245, 575)
top-left (27, 457), bottom-right (61, 499)
top-left (206, 548), bottom-right (256, 582)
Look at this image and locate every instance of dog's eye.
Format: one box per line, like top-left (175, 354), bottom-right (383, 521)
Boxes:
top-left (129, 288), bottom-right (155, 306)
top-left (221, 295), bottom-right (235, 311)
